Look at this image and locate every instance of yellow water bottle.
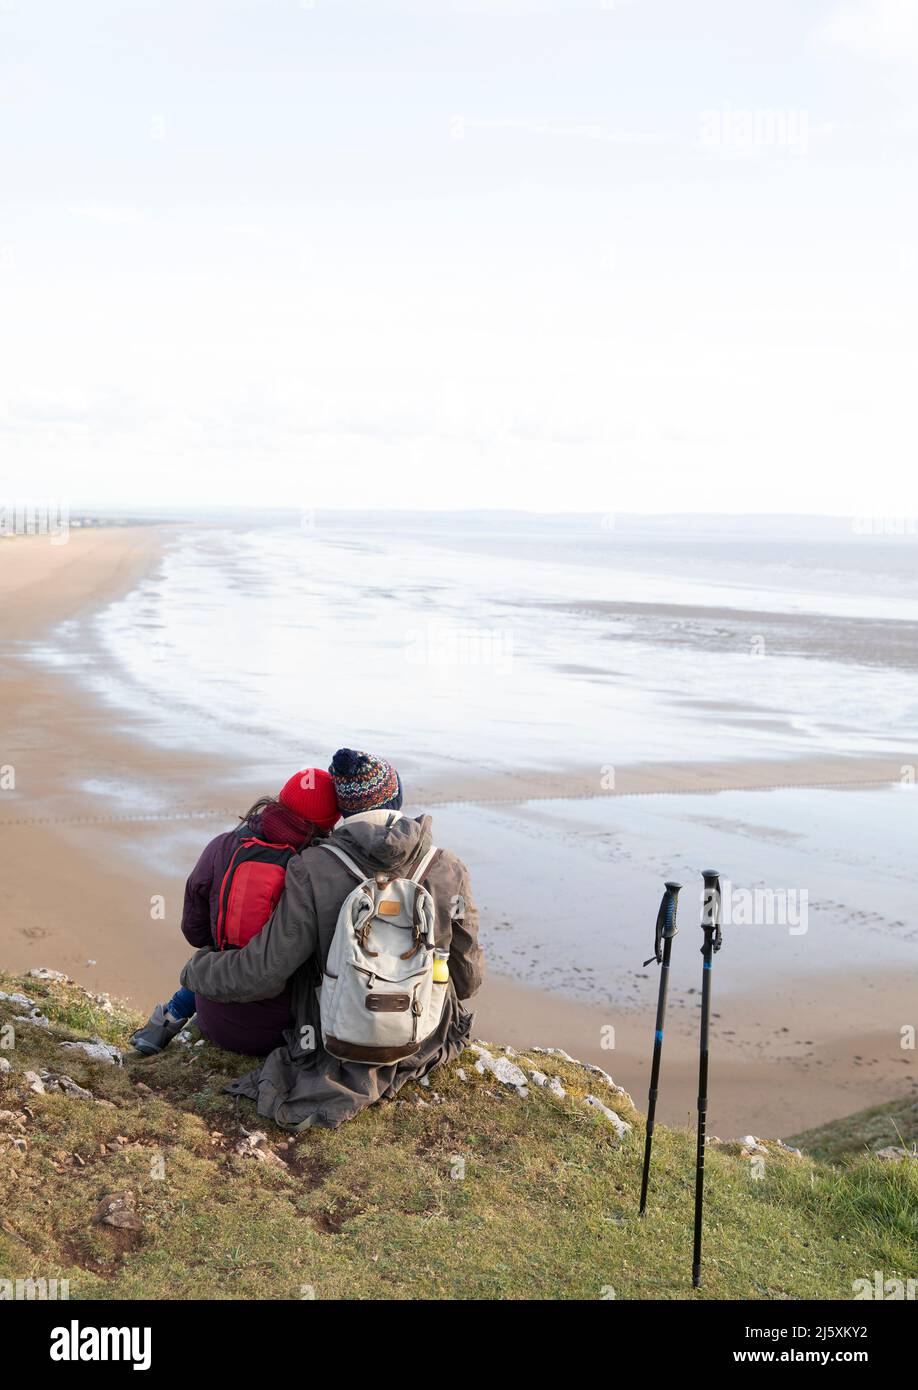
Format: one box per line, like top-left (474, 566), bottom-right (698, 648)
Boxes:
top-left (433, 950), bottom-right (449, 983)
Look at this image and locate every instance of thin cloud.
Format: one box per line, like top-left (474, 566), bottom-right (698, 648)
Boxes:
top-left (66, 202), bottom-right (146, 225)
top-left (452, 116), bottom-right (677, 145)
top-left (818, 0), bottom-right (918, 62)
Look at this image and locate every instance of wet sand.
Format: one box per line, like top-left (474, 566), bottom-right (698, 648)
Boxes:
top-left (473, 970), bottom-right (917, 1139)
top-left (1, 527), bottom-right (914, 1138)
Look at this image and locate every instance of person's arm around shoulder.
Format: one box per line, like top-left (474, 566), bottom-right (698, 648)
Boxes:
top-left (445, 855), bottom-right (484, 1001)
top-left (181, 853), bottom-right (318, 1003)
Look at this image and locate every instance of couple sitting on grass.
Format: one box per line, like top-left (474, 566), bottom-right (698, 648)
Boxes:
top-left (131, 748), bottom-right (483, 1130)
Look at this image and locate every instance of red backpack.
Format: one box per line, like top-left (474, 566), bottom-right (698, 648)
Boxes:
top-left (215, 837), bottom-right (294, 950)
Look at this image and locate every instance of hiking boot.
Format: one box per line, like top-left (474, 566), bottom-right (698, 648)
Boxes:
top-left (130, 1003), bottom-right (193, 1056)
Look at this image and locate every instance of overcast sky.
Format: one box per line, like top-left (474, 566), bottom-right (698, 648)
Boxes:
top-left (2, 0), bottom-right (917, 514)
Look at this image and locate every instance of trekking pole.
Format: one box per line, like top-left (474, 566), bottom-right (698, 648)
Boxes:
top-left (692, 869), bottom-right (723, 1289)
top-left (638, 881), bottom-right (682, 1216)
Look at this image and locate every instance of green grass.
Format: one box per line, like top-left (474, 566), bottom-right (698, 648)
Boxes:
top-left (789, 1094), bottom-right (918, 1165)
top-left (1, 971), bottom-right (916, 1300)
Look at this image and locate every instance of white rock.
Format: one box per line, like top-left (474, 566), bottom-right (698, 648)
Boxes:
top-left (23, 1071), bottom-right (45, 1095)
top-left (27, 969), bottom-right (70, 983)
top-left (531, 1047), bottom-right (628, 1097)
top-left (455, 1068), bottom-right (468, 1082)
top-left (419, 1076), bottom-right (430, 1087)
top-left (526, 1070), bottom-right (565, 1098)
top-left (15, 1009), bottom-right (52, 1030)
top-left (491, 1057), bottom-right (528, 1087)
top-left (55, 1074), bottom-right (94, 1100)
top-left (0, 992), bottom-right (36, 1010)
top-left (874, 1146), bottom-right (916, 1163)
top-left (0, 1058), bottom-right (10, 1073)
top-left (234, 1131), bottom-right (287, 1166)
top-left (469, 1044), bottom-right (529, 1089)
top-left (42, 1072), bottom-right (94, 1097)
top-left (584, 1063), bottom-right (629, 1096)
top-left (583, 1094), bottom-right (632, 1139)
top-left (60, 1037), bottom-right (123, 1067)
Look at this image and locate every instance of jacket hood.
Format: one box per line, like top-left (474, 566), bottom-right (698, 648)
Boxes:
top-left (330, 812), bottom-right (432, 874)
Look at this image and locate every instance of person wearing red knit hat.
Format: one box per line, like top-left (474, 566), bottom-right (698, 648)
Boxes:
top-left (130, 768), bottom-right (340, 1056)
top-left (272, 768), bottom-right (340, 839)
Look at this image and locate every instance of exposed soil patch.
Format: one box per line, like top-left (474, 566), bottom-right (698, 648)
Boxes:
top-left (284, 1148), bottom-right (334, 1190)
top-left (311, 1198), bottom-right (363, 1235)
top-left (61, 1221), bottom-right (146, 1275)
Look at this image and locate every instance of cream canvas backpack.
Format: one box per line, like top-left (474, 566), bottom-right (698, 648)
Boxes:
top-left (317, 843), bottom-right (447, 1063)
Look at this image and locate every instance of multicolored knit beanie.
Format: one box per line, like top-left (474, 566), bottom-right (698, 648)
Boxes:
top-left (328, 748), bottom-right (402, 817)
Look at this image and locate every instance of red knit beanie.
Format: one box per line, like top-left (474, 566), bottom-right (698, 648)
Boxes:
top-left (278, 768), bottom-right (340, 833)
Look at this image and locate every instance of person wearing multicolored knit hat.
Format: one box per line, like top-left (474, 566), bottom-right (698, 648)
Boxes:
top-left (181, 745), bottom-right (485, 1130)
top-left (328, 747), bottom-right (402, 817)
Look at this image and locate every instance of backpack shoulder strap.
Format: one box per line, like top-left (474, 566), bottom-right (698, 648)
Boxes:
top-left (409, 846), bottom-right (438, 885)
top-left (318, 843), bottom-right (368, 882)
top-left (319, 841), bottom-right (438, 886)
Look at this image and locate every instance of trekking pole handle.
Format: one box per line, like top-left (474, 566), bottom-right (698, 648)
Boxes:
top-left (701, 869), bottom-right (722, 953)
top-left (643, 881), bottom-right (682, 966)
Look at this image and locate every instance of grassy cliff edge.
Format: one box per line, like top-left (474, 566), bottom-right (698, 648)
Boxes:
top-left (1, 971), bottom-right (915, 1301)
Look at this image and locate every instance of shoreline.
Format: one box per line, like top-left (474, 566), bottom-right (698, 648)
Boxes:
top-left (1, 525), bottom-right (915, 1137)
top-left (472, 967), bottom-right (918, 1137)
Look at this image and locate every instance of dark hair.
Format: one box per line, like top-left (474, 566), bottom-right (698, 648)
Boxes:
top-left (239, 796), bottom-right (277, 828)
top-left (238, 795), bottom-right (326, 850)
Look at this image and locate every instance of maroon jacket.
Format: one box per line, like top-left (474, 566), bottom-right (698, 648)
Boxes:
top-left (182, 819), bottom-right (295, 1055)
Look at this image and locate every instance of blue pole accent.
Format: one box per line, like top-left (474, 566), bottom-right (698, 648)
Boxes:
top-left (655, 1029), bottom-right (664, 1042)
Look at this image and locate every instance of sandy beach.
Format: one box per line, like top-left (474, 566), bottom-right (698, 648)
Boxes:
top-left (1, 524), bottom-right (915, 1139)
